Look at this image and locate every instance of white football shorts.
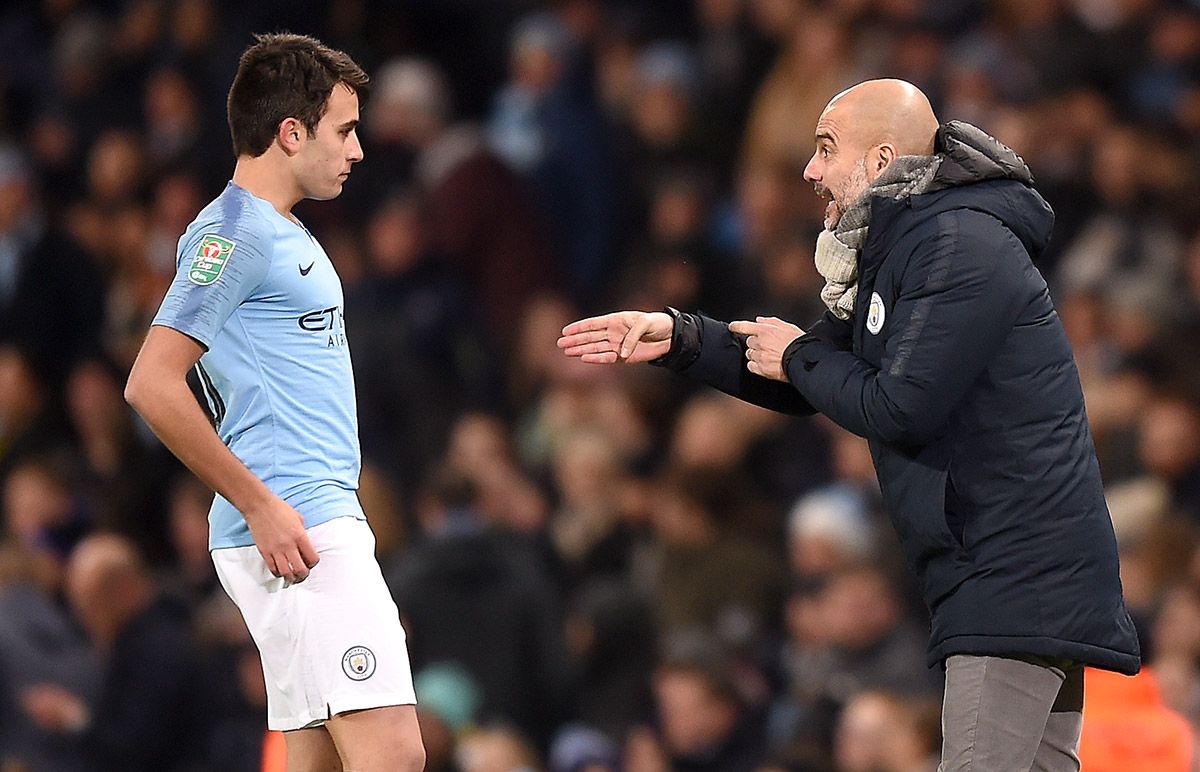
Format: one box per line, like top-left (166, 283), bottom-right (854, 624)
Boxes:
top-left (212, 516), bottom-right (416, 730)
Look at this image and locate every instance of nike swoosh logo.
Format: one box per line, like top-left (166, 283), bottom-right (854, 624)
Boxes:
top-left (299, 262), bottom-right (315, 276)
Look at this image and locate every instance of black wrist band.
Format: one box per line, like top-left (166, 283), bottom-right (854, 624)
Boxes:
top-left (650, 307), bottom-right (702, 371)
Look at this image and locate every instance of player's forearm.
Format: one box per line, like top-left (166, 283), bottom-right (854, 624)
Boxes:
top-left (125, 377), bottom-right (274, 517)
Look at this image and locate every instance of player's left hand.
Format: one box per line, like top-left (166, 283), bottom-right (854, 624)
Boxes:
top-left (728, 316), bottom-right (805, 382)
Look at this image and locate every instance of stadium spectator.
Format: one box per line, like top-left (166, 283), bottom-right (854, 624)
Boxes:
top-left (2, 454), bottom-right (93, 591)
top-left (0, 545), bottom-right (100, 772)
top-left (21, 533), bottom-right (206, 771)
top-left (489, 11), bottom-right (619, 304)
top-left (632, 638), bottom-right (768, 772)
top-left (1137, 395), bottom-right (1200, 521)
top-left (386, 471), bottom-right (572, 748)
top-left (642, 466), bottom-right (786, 651)
top-left (0, 148), bottom-right (105, 389)
top-left (348, 191), bottom-right (498, 495)
top-left (563, 580), bottom-right (657, 743)
top-left (769, 564), bottom-right (938, 757)
top-left (65, 357), bottom-right (176, 561)
top-left (362, 56), bottom-right (561, 345)
top-left (832, 690), bottom-right (940, 772)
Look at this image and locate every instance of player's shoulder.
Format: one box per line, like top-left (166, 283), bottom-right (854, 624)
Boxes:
top-left (180, 183), bottom-right (280, 262)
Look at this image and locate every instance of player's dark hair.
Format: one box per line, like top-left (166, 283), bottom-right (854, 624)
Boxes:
top-left (227, 32), bottom-right (370, 158)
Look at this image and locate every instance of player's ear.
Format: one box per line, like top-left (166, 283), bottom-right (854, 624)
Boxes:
top-left (276, 117), bottom-right (304, 155)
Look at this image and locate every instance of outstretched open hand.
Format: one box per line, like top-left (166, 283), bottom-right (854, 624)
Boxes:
top-left (557, 311), bottom-right (674, 364)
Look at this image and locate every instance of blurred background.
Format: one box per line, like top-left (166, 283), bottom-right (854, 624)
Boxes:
top-left (2, 0), bottom-right (1200, 770)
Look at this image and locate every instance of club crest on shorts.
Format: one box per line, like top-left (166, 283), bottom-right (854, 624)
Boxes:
top-left (342, 646), bottom-right (376, 681)
top-left (188, 234), bottom-right (236, 285)
top-left (866, 292), bottom-right (886, 335)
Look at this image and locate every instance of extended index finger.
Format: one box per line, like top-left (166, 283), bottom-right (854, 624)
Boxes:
top-left (727, 320), bottom-right (765, 336)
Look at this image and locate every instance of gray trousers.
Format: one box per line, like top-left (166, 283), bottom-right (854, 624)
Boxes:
top-left (939, 654), bottom-right (1085, 772)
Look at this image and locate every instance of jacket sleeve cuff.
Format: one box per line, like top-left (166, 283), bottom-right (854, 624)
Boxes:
top-left (783, 333), bottom-right (840, 386)
top-left (650, 307), bottom-right (702, 372)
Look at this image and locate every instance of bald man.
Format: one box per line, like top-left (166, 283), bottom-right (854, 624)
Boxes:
top-left (65, 535), bottom-right (154, 647)
top-left (559, 80), bottom-right (1139, 771)
top-left (22, 534), bottom-right (206, 770)
top-left (807, 80), bottom-right (939, 228)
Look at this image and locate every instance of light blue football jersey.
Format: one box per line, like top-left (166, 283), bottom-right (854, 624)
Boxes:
top-left (153, 182), bottom-right (365, 549)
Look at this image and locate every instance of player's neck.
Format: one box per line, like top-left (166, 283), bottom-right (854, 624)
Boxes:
top-left (232, 153), bottom-right (303, 221)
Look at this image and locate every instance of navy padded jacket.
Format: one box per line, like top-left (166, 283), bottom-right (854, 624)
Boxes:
top-left (656, 122), bottom-right (1140, 674)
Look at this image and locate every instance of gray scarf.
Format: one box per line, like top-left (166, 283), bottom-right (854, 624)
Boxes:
top-left (815, 155), bottom-right (942, 319)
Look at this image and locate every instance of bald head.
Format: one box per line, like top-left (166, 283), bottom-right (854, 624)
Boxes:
top-left (823, 79), bottom-right (938, 156)
top-left (66, 533), bottom-right (152, 645)
top-left (68, 533), bottom-right (144, 587)
top-left (804, 79), bottom-right (939, 228)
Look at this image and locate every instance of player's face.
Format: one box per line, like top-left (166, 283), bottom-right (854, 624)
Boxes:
top-left (296, 82), bottom-right (364, 201)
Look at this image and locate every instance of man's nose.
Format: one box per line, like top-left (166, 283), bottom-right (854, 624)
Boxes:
top-left (348, 132), bottom-right (364, 163)
top-left (803, 154), bottom-right (820, 183)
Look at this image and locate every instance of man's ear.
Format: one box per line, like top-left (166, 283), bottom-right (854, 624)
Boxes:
top-left (276, 117), bottom-right (304, 155)
top-left (871, 143), bottom-right (896, 176)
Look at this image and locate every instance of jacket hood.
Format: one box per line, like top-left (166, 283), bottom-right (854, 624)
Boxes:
top-left (916, 120), bottom-right (1055, 258)
top-left (931, 120), bottom-right (1034, 189)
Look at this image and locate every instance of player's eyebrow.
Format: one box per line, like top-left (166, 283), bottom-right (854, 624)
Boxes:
top-left (339, 119), bottom-right (359, 132)
top-left (816, 129), bottom-right (836, 146)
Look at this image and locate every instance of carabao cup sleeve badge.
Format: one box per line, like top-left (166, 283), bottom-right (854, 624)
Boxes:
top-left (188, 235), bottom-right (237, 286)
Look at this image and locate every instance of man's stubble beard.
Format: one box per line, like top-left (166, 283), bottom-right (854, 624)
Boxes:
top-left (822, 157), bottom-right (870, 230)
top-left (830, 157), bottom-right (868, 228)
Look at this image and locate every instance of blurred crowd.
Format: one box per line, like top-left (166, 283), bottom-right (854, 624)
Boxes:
top-left (2, 0), bottom-right (1200, 770)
